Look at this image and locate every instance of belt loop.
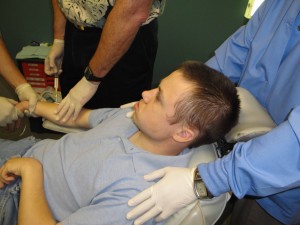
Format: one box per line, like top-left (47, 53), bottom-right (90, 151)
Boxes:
top-left (74, 23), bottom-right (85, 31)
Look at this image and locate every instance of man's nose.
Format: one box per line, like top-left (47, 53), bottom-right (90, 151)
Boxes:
top-left (142, 88), bottom-right (157, 103)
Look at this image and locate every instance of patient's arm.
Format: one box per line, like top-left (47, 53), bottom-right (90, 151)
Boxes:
top-left (16, 101), bottom-right (92, 129)
top-left (0, 157), bottom-right (59, 225)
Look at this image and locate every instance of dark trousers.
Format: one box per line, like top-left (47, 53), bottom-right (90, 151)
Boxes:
top-left (230, 197), bottom-right (300, 225)
top-left (60, 20), bottom-right (158, 109)
top-left (225, 197), bottom-right (300, 225)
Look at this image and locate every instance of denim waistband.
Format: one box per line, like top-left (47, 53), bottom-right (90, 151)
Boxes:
top-left (0, 181), bottom-right (20, 225)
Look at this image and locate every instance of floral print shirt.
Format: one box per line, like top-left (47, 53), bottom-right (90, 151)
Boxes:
top-left (58, 0), bottom-right (166, 28)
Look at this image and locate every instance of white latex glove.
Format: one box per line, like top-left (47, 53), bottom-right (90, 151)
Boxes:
top-left (15, 83), bottom-right (38, 113)
top-left (120, 101), bottom-right (137, 118)
top-left (44, 39), bottom-right (64, 75)
top-left (0, 97), bottom-right (24, 127)
top-left (127, 167), bottom-right (197, 225)
top-left (55, 77), bottom-right (100, 122)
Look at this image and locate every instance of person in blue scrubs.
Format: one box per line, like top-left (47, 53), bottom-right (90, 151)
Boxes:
top-left (126, 0), bottom-right (300, 224)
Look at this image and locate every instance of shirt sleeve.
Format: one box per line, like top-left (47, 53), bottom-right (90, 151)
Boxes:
top-left (205, 0), bottom-right (270, 84)
top-left (88, 108), bottom-right (123, 128)
top-left (199, 106), bottom-right (300, 198)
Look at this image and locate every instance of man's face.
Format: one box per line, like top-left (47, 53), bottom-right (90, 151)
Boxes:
top-left (132, 70), bottom-right (193, 141)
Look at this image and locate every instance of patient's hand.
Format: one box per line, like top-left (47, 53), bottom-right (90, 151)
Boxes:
top-left (8, 101), bottom-right (30, 131)
top-left (15, 101), bottom-right (29, 113)
top-left (0, 97), bottom-right (24, 131)
top-left (0, 157), bottom-right (42, 188)
top-left (15, 101), bottom-right (39, 118)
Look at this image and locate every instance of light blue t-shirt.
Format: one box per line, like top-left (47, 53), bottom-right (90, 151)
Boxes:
top-left (24, 108), bottom-right (194, 225)
top-left (203, 0), bottom-right (300, 224)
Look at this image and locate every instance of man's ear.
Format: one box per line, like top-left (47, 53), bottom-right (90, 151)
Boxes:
top-left (173, 126), bottom-right (197, 143)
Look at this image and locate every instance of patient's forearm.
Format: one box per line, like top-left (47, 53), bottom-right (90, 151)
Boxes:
top-left (36, 102), bottom-right (91, 128)
top-left (17, 159), bottom-right (57, 225)
top-left (17, 101), bottom-right (91, 129)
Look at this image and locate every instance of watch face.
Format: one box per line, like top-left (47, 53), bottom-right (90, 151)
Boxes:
top-left (85, 66), bottom-right (93, 76)
top-left (84, 66), bottom-right (92, 76)
top-left (84, 66), bottom-right (103, 82)
top-left (195, 181), bottom-right (207, 197)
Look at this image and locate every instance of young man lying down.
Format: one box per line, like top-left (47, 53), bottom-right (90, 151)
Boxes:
top-left (0, 61), bottom-right (240, 225)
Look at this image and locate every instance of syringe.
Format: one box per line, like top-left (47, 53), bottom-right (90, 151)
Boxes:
top-left (54, 73), bottom-right (59, 103)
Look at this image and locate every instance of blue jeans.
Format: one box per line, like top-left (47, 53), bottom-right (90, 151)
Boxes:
top-left (0, 136), bottom-right (39, 225)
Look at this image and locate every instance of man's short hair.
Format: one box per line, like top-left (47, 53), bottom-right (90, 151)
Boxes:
top-left (169, 60), bottom-right (240, 147)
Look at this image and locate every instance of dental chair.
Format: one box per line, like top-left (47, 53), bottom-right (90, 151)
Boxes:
top-left (42, 87), bottom-right (276, 225)
top-left (165, 87), bottom-right (276, 225)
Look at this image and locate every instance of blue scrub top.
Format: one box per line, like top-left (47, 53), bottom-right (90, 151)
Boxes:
top-left (200, 0), bottom-right (300, 224)
top-left (207, 0), bottom-right (300, 124)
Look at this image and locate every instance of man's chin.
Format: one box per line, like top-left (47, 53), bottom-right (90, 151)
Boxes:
top-left (131, 113), bottom-right (139, 126)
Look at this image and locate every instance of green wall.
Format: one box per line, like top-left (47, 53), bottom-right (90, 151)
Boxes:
top-left (0, 1), bottom-right (53, 54)
top-left (153, 0), bottom-right (248, 85)
top-left (0, 0), bottom-right (248, 87)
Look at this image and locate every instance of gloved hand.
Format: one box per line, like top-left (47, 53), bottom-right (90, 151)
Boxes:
top-left (15, 83), bottom-right (38, 113)
top-left (0, 97), bottom-right (24, 127)
top-left (127, 167), bottom-right (197, 225)
top-left (55, 77), bottom-right (100, 122)
top-left (44, 39), bottom-right (64, 75)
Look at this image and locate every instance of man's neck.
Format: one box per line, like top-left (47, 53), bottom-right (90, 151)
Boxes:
top-left (129, 131), bottom-right (185, 156)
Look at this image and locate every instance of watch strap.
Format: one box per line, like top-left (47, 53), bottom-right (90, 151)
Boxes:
top-left (84, 66), bottom-right (103, 82)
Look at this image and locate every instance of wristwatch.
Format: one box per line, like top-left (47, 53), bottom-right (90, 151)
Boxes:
top-left (84, 66), bottom-right (103, 82)
top-left (193, 168), bottom-right (213, 199)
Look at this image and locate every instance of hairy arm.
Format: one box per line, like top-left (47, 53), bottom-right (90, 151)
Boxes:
top-left (0, 37), bottom-right (27, 89)
top-left (52, 0), bottom-right (66, 40)
top-left (89, 0), bottom-right (152, 77)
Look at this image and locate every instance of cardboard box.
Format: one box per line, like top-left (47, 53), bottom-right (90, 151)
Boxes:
top-left (16, 45), bottom-right (61, 94)
top-left (18, 59), bottom-right (58, 94)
